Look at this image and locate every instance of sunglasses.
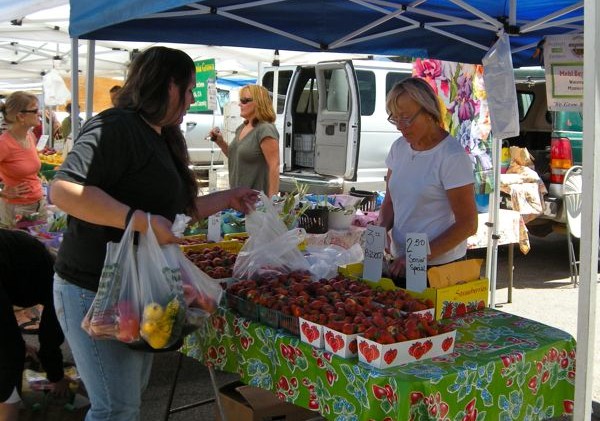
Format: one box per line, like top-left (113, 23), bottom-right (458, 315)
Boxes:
top-left (239, 97), bottom-right (253, 105)
top-left (20, 109), bottom-right (39, 114)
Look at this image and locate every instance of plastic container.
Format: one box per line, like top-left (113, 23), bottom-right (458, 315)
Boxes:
top-left (349, 188), bottom-right (378, 211)
top-left (328, 210), bottom-right (354, 230)
top-left (297, 207), bottom-right (328, 234)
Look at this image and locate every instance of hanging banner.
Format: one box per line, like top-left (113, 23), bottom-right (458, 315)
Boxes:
top-left (543, 34), bottom-right (584, 111)
top-left (189, 59), bottom-right (217, 112)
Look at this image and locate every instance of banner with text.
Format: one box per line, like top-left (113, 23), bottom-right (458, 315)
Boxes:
top-left (190, 59), bottom-right (217, 112)
top-left (543, 34), bottom-right (584, 111)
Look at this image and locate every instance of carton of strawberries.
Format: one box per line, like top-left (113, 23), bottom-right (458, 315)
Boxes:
top-left (356, 312), bottom-right (456, 368)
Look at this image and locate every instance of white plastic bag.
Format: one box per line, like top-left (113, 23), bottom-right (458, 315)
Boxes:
top-left (304, 244), bottom-right (364, 280)
top-left (81, 217), bottom-right (142, 343)
top-left (179, 253), bottom-right (223, 326)
top-left (233, 193), bottom-right (311, 280)
top-left (136, 215), bottom-right (186, 350)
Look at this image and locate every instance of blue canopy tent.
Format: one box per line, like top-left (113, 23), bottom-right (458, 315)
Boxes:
top-left (69, 0), bottom-right (583, 67)
top-left (68, 1), bottom-right (597, 419)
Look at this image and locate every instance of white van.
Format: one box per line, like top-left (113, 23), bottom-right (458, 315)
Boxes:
top-left (261, 59), bottom-right (412, 194)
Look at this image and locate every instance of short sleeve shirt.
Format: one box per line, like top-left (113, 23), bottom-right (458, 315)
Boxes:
top-left (385, 134), bottom-right (474, 265)
top-left (227, 121), bottom-right (279, 195)
top-left (0, 131), bottom-right (43, 204)
top-left (53, 109), bottom-right (188, 291)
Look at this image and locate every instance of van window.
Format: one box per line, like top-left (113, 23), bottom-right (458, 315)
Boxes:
top-left (324, 69), bottom-right (349, 112)
top-left (517, 91), bottom-right (534, 121)
top-left (385, 72), bottom-right (411, 95)
top-left (356, 70), bottom-right (375, 116)
top-left (262, 70), bottom-right (294, 114)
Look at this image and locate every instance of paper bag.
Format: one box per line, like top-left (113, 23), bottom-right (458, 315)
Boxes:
top-left (427, 259), bottom-right (483, 288)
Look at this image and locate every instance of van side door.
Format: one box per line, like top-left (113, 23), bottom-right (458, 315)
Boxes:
top-left (314, 61), bottom-right (360, 179)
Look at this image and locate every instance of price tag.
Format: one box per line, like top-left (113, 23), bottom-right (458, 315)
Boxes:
top-left (362, 225), bottom-right (386, 282)
top-left (405, 233), bottom-right (429, 292)
top-left (207, 213), bottom-right (221, 242)
top-left (36, 135), bottom-right (49, 151)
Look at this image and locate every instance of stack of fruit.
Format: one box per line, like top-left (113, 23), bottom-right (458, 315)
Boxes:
top-left (184, 245), bottom-right (238, 279)
top-left (139, 298), bottom-right (185, 349)
top-left (225, 272), bottom-right (440, 339)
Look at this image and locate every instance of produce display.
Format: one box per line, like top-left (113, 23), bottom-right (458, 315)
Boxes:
top-left (226, 272), bottom-right (446, 341)
top-left (183, 245), bottom-right (238, 279)
top-left (38, 147), bottom-right (63, 166)
top-left (179, 235), bottom-right (208, 246)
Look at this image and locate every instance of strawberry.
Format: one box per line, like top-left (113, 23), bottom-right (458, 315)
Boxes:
top-left (383, 349), bottom-right (398, 365)
top-left (441, 336), bottom-right (454, 352)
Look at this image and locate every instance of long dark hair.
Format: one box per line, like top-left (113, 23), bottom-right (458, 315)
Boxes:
top-left (116, 47), bottom-right (199, 220)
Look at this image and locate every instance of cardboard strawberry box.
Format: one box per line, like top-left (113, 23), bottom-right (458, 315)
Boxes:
top-left (299, 318), bottom-right (323, 348)
top-left (357, 330), bottom-right (456, 369)
top-left (322, 327), bottom-right (360, 358)
top-left (338, 262), bottom-right (488, 320)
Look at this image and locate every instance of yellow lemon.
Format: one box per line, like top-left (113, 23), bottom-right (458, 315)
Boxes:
top-left (143, 303), bottom-right (164, 321)
top-left (141, 320), bottom-right (158, 335)
top-left (147, 332), bottom-right (170, 349)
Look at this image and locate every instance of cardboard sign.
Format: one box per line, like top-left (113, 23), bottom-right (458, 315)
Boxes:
top-left (362, 225), bottom-right (386, 281)
top-left (208, 213), bottom-right (221, 242)
top-left (406, 233), bottom-right (429, 292)
top-left (36, 135), bottom-right (49, 151)
top-left (543, 34), bottom-right (584, 111)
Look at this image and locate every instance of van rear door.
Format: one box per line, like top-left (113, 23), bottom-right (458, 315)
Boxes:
top-left (314, 61), bottom-right (360, 179)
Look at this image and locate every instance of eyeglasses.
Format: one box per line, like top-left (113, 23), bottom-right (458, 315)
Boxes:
top-left (239, 97), bottom-right (253, 105)
top-left (20, 109), bottom-right (39, 114)
top-left (388, 108), bottom-right (423, 127)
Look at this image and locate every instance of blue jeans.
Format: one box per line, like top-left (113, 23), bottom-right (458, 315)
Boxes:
top-left (53, 275), bottom-right (153, 421)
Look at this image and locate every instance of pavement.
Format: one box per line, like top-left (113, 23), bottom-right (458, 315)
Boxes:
top-left (21, 232), bottom-right (600, 420)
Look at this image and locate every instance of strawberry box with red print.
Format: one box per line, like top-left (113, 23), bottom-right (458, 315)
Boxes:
top-left (338, 261), bottom-right (489, 320)
top-left (356, 311), bottom-right (457, 368)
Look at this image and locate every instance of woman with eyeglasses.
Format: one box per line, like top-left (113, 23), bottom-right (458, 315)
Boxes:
top-left (0, 91), bottom-right (47, 229)
top-left (378, 78), bottom-right (478, 286)
top-left (208, 84), bottom-right (280, 197)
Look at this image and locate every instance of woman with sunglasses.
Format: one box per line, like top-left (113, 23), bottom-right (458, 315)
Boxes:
top-left (378, 78), bottom-right (477, 285)
top-left (0, 91), bottom-right (47, 229)
top-left (209, 85), bottom-right (280, 197)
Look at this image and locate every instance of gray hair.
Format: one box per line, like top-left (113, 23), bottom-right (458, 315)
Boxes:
top-left (386, 77), bottom-right (441, 126)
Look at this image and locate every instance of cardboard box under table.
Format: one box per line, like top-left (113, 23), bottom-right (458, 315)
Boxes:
top-left (217, 381), bottom-right (320, 421)
top-left (338, 262), bottom-right (489, 320)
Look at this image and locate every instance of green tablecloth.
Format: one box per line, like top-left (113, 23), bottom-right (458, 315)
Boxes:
top-left (182, 308), bottom-right (575, 420)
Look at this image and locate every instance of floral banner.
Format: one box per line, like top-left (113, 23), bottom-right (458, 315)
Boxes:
top-left (413, 59), bottom-right (494, 194)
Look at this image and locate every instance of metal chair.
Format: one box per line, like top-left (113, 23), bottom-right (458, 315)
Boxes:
top-left (563, 165), bottom-right (582, 286)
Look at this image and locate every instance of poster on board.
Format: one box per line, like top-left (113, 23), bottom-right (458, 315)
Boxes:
top-left (189, 59), bottom-right (217, 112)
top-left (543, 34), bottom-right (584, 111)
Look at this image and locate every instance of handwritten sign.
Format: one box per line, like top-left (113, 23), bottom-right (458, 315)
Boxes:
top-left (36, 135), bottom-right (49, 151)
top-left (207, 213), bottom-right (221, 242)
top-left (406, 233), bottom-right (429, 292)
top-left (362, 225), bottom-right (386, 281)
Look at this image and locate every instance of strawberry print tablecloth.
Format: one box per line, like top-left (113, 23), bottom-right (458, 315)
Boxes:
top-left (182, 308), bottom-right (575, 421)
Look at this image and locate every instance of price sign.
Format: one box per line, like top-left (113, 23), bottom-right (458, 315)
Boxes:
top-left (36, 135), bottom-right (49, 151)
top-left (405, 233), bottom-right (429, 292)
top-left (362, 225), bottom-right (386, 281)
top-left (207, 213), bottom-right (221, 242)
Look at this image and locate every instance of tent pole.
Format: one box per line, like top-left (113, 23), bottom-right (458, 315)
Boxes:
top-left (85, 40), bottom-right (95, 121)
top-left (70, 37), bottom-right (80, 141)
top-left (574, 0), bottom-right (599, 418)
top-left (485, 135), bottom-right (501, 308)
